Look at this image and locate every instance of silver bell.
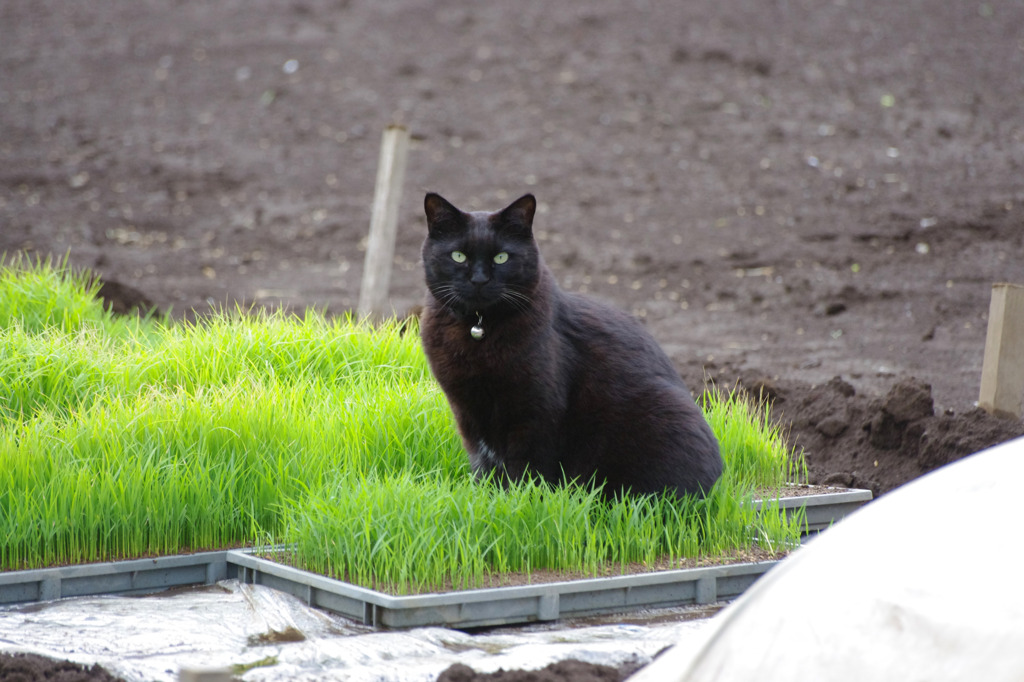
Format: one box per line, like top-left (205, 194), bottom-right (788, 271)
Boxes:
top-left (470, 312), bottom-right (484, 341)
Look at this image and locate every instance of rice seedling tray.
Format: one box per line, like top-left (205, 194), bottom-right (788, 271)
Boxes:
top-left (765, 485), bottom-right (873, 533)
top-left (0, 548), bottom-right (772, 629)
top-left (229, 548), bottom-right (781, 628)
top-left (0, 488), bottom-right (870, 629)
top-left (0, 551), bottom-right (231, 606)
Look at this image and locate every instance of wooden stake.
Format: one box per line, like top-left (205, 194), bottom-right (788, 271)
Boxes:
top-left (357, 124), bottom-right (411, 321)
top-left (978, 283), bottom-right (1024, 419)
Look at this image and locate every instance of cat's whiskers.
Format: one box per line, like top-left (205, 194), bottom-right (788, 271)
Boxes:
top-left (500, 287), bottom-right (533, 313)
top-left (430, 284), bottom-right (463, 310)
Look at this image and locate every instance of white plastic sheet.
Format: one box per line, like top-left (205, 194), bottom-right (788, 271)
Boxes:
top-left (631, 436), bottom-right (1024, 682)
top-left (0, 579), bottom-right (715, 681)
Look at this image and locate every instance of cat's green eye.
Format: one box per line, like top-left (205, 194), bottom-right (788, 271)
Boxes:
top-left (451, 251), bottom-right (467, 263)
top-left (493, 252), bottom-right (509, 264)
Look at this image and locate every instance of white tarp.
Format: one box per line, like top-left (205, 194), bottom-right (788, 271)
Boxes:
top-left (0, 578), bottom-right (713, 681)
top-left (631, 436), bottom-right (1024, 682)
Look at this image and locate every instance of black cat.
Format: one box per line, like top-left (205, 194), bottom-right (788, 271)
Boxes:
top-left (419, 192), bottom-right (723, 498)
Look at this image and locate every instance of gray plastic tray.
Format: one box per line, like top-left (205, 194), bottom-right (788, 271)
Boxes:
top-left (766, 487), bottom-right (873, 532)
top-left (228, 549), bottom-right (776, 628)
top-left (0, 551), bottom-right (230, 606)
top-left (0, 487), bottom-right (871, 628)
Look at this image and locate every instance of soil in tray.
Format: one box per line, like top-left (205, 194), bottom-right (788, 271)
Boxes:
top-left (756, 483), bottom-right (861, 499)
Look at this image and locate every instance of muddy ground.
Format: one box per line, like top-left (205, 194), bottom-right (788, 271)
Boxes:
top-left (0, 653), bottom-right (125, 682)
top-left (2, 0), bottom-right (1023, 680)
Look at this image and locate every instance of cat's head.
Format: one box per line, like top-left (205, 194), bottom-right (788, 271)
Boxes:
top-left (422, 193), bottom-right (540, 318)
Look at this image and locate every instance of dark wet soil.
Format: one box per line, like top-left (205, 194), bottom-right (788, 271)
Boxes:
top-left (0, 653), bottom-right (125, 682)
top-left (3, 0), bottom-right (1023, 680)
top-left (438, 658), bottom-right (647, 682)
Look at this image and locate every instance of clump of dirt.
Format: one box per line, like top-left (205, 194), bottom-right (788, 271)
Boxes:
top-left (721, 373), bottom-right (1024, 497)
top-left (92, 277), bottom-right (158, 317)
top-left (437, 658), bottom-right (648, 682)
top-left (0, 653), bottom-right (126, 682)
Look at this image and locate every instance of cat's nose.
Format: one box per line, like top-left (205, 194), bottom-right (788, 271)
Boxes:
top-left (470, 266), bottom-right (490, 286)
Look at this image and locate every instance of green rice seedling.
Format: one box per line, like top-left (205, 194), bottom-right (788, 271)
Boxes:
top-left (1, 259), bottom-right (806, 590)
top-left (1, 366), bottom-right (469, 569)
top-left (277, 467), bottom-right (803, 594)
top-left (0, 254), bottom-right (108, 335)
top-left (701, 384), bottom-right (807, 490)
top-left (0, 253), bottom-right (160, 338)
top-left (0, 270), bottom-right (453, 569)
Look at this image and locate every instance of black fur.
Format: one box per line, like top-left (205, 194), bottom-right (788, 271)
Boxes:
top-left (420, 192), bottom-right (723, 498)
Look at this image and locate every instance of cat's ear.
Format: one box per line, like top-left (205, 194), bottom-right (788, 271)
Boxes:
top-left (497, 193), bottom-right (536, 238)
top-left (424, 193), bottom-right (464, 237)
